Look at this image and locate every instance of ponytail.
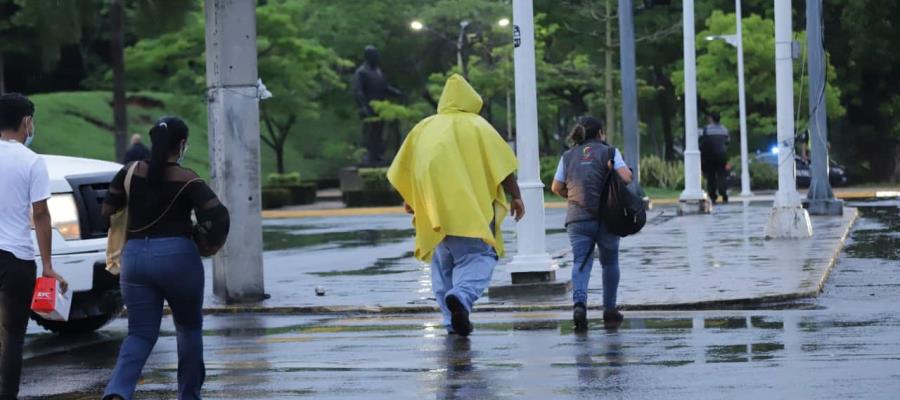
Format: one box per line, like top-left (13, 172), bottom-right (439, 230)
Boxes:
top-left (147, 116), bottom-right (189, 204)
top-left (569, 116), bottom-right (604, 147)
top-left (568, 124), bottom-right (587, 146)
top-left (148, 121), bottom-right (170, 192)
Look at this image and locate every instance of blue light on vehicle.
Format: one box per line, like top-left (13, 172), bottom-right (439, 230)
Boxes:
top-left (770, 145), bottom-right (779, 154)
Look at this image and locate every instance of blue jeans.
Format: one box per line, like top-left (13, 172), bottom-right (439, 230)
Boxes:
top-left (431, 236), bottom-right (498, 333)
top-left (567, 220), bottom-right (620, 309)
top-left (104, 237), bottom-right (205, 400)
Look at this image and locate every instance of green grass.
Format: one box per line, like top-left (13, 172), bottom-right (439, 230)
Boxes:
top-left (28, 91), bottom-right (318, 181)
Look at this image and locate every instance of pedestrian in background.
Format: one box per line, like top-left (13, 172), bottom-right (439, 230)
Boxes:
top-left (0, 93), bottom-right (68, 400)
top-left (551, 117), bottom-right (631, 331)
top-left (101, 117), bottom-right (230, 400)
top-left (123, 133), bottom-right (151, 164)
top-left (700, 112), bottom-right (730, 204)
top-left (388, 74), bottom-right (524, 337)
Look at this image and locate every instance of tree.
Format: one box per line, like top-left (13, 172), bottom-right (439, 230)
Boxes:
top-left (674, 11), bottom-right (844, 155)
top-left (127, 0), bottom-right (350, 174)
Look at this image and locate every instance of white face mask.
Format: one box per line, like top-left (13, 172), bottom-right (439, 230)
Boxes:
top-left (24, 118), bottom-right (35, 147)
top-left (177, 142), bottom-right (189, 164)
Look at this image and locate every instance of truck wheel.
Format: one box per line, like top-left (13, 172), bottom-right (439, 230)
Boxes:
top-left (31, 262), bottom-right (123, 335)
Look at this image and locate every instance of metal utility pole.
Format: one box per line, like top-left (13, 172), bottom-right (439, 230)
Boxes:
top-left (110, 0), bottom-right (127, 162)
top-left (765, 0), bottom-right (812, 238)
top-left (804, 0), bottom-right (842, 215)
top-left (205, 0), bottom-right (266, 302)
top-left (457, 20), bottom-right (470, 78)
top-left (618, 0), bottom-right (639, 180)
top-left (507, 0), bottom-right (558, 284)
top-left (678, 0), bottom-right (710, 214)
top-left (735, 0), bottom-right (752, 197)
top-left (605, 0), bottom-right (615, 143)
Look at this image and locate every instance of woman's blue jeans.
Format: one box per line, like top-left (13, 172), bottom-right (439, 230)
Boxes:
top-left (567, 220), bottom-right (621, 309)
top-left (104, 237), bottom-right (205, 400)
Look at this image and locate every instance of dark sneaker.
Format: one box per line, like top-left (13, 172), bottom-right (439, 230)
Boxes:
top-left (573, 302), bottom-right (588, 332)
top-left (446, 295), bottom-right (473, 337)
top-left (603, 309), bottom-right (624, 329)
top-left (722, 194), bottom-right (729, 204)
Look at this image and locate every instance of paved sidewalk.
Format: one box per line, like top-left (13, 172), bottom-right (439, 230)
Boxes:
top-left (204, 201), bottom-right (858, 313)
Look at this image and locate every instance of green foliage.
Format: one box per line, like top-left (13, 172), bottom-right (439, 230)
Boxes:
top-left (639, 155), bottom-right (685, 189)
top-left (358, 168), bottom-right (393, 191)
top-left (267, 172), bottom-right (303, 187)
top-left (261, 188), bottom-right (291, 210)
top-left (748, 159), bottom-right (778, 190)
top-left (540, 155), bottom-right (560, 191)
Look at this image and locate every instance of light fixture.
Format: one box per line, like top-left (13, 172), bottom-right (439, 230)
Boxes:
top-left (410, 20), bottom-right (424, 31)
top-left (498, 18), bottom-right (510, 27)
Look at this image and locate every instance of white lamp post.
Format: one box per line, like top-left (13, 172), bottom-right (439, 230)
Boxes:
top-left (678, 0), bottom-right (710, 215)
top-left (765, 0), bottom-right (812, 238)
top-left (507, 0), bottom-right (558, 283)
top-left (706, 1), bottom-right (752, 198)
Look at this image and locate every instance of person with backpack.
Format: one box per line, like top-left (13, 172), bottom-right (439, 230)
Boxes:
top-left (700, 112), bottom-right (730, 204)
top-left (0, 93), bottom-right (68, 400)
top-left (550, 117), bottom-right (632, 331)
top-left (100, 117), bottom-right (230, 400)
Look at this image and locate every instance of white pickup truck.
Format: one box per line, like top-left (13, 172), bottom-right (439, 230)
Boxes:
top-left (31, 155), bottom-right (124, 334)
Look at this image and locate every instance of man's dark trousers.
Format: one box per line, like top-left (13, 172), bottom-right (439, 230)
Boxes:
top-left (702, 153), bottom-right (728, 202)
top-left (0, 250), bottom-right (36, 400)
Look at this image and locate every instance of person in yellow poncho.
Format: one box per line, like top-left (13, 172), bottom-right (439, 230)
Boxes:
top-left (388, 74), bottom-right (524, 337)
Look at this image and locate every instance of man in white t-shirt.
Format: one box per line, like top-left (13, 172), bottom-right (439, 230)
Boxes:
top-left (0, 93), bottom-right (67, 399)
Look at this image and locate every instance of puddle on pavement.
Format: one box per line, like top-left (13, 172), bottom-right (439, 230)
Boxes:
top-left (262, 228), bottom-right (415, 251)
top-left (843, 204), bottom-right (900, 260)
top-left (309, 252), bottom-right (416, 277)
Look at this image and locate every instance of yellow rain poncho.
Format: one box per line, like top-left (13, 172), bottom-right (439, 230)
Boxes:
top-left (388, 74), bottom-right (518, 262)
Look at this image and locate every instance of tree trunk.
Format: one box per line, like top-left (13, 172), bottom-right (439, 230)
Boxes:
top-left (604, 0), bottom-right (615, 143)
top-left (654, 65), bottom-right (676, 160)
top-left (111, 0), bottom-right (128, 162)
top-left (0, 51), bottom-right (5, 94)
top-left (275, 145), bottom-right (285, 174)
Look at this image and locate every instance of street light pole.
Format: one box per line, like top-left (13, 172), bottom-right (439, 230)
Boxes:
top-left (765, 0), bottom-right (812, 238)
top-left (735, 0), bottom-right (752, 197)
top-left (618, 0), bottom-right (640, 181)
top-left (678, 0), bottom-right (710, 214)
top-left (457, 20), bottom-right (470, 78)
top-left (804, 0), bottom-right (842, 215)
top-left (507, 0), bottom-right (558, 283)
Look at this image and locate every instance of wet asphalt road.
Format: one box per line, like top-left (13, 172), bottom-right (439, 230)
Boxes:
top-left (19, 199), bottom-right (900, 399)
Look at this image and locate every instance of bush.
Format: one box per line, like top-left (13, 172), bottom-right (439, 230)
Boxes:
top-left (358, 168), bottom-right (393, 191)
top-left (540, 155), bottom-right (560, 191)
top-left (267, 172), bottom-right (302, 187)
top-left (749, 160), bottom-right (778, 189)
top-left (261, 188), bottom-right (291, 210)
top-left (266, 172), bottom-right (316, 205)
top-left (640, 155), bottom-right (685, 189)
top-left (728, 155), bottom-right (778, 190)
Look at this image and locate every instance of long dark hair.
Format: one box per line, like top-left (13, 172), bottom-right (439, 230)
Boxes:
top-left (568, 116), bottom-right (604, 146)
top-left (147, 116), bottom-right (189, 198)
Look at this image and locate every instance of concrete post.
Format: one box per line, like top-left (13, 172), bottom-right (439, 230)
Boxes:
top-left (205, 0), bottom-right (266, 302)
top-left (804, 0), bottom-right (842, 215)
top-left (678, 0), bottom-right (710, 214)
top-left (736, 0), bottom-right (753, 197)
top-left (765, 0), bottom-right (813, 238)
top-left (618, 0), bottom-right (640, 180)
top-left (507, 0), bottom-right (558, 283)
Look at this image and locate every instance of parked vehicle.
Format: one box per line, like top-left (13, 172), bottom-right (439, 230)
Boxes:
top-left (753, 152), bottom-right (849, 188)
top-left (30, 155), bottom-right (123, 334)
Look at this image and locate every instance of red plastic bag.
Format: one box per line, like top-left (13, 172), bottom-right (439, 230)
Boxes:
top-left (31, 277), bottom-right (71, 321)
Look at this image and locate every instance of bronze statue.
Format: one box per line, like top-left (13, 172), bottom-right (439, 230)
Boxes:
top-left (352, 45), bottom-right (401, 166)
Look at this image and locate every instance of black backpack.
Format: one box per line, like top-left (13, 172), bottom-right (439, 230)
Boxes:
top-left (599, 147), bottom-right (647, 237)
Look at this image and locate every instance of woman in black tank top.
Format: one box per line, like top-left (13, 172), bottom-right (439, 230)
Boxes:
top-left (100, 117), bottom-right (229, 400)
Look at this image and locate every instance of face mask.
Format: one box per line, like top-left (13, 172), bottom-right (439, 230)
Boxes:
top-left (177, 142), bottom-right (189, 164)
top-left (24, 119), bottom-right (35, 147)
